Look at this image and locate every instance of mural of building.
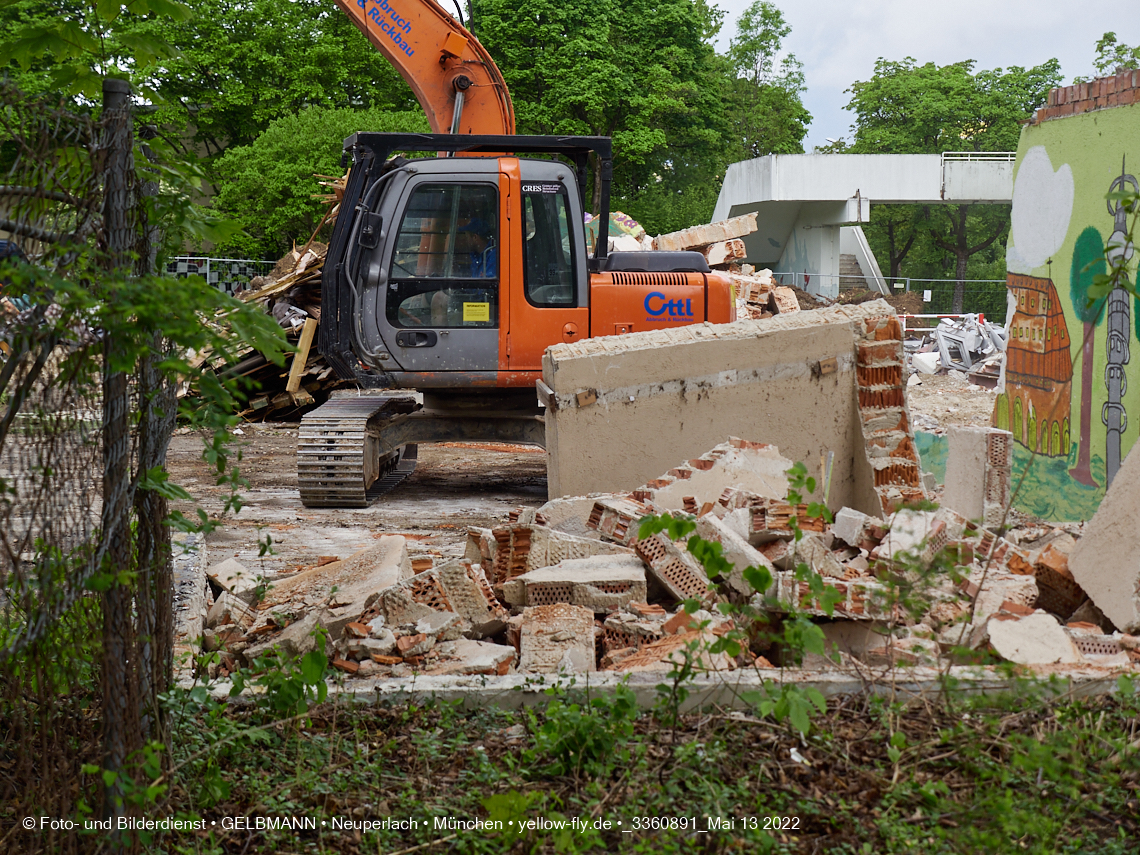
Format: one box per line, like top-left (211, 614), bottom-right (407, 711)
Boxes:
top-left (999, 70), bottom-right (1140, 520)
top-left (996, 274), bottom-right (1073, 457)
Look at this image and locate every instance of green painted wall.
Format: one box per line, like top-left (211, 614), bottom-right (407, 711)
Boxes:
top-left (1001, 103), bottom-right (1140, 520)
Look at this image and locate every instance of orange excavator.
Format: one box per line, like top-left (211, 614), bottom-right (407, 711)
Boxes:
top-left (298, 0), bottom-right (735, 506)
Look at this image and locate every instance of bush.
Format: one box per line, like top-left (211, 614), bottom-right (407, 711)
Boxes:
top-left (211, 106), bottom-right (428, 258)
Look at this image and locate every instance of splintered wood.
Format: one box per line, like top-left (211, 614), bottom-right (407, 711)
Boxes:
top-left (226, 239), bottom-right (351, 420)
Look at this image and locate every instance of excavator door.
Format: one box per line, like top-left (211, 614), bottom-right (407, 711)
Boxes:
top-left (359, 158), bottom-right (503, 376)
top-left (502, 158), bottom-right (589, 373)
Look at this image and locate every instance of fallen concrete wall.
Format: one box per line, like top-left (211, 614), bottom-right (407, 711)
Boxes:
top-left (1070, 442), bottom-right (1140, 633)
top-left (541, 300), bottom-right (921, 516)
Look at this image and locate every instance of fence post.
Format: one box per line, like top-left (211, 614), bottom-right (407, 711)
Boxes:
top-left (99, 76), bottom-right (139, 835)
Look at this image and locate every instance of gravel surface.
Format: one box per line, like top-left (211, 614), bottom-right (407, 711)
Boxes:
top-left (167, 426), bottom-right (547, 578)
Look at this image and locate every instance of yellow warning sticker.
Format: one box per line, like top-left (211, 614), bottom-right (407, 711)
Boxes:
top-left (463, 302), bottom-right (490, 322)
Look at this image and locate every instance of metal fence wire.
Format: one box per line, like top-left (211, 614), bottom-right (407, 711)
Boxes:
top-left (1, 79), bottom-right (176, 854)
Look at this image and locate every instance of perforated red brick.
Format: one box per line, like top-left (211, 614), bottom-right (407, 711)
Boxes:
top-left (635, 533), bottom-right (709, 602)
top-left (857, 364), bottom-right (904, 387)
top-left (987, 432), bottom-right (1011, 468)
top-left (409, 574), bottom-right (452, 612)
top-left (526, 582), bottom-right (575, 606)
top-left (1070, 635), bottom-right (1122, 657)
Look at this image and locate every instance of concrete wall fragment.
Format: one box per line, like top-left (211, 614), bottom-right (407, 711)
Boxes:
top-left (542, 301), bottom-right (924, 518)
top-left (518, 604), bottom-right (597, 672)
top-left (1069, 443), bottom-right (1140, 632)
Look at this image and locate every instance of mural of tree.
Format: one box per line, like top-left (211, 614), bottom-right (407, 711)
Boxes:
top-left (1068, 226), bottom-right (1107, 487)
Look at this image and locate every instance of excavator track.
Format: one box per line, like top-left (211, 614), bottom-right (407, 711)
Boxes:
top-left (297, 395), bottom-right (417, 508)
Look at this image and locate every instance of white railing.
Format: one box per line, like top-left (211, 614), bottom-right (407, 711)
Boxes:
top-left (941, 151), bottom-right (1016, 164)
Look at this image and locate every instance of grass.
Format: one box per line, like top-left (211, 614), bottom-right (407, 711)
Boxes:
top-left (140, 674), bottom-right (1140, 855)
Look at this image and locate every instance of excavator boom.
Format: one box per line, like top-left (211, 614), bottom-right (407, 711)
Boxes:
top-left (333, 0), bottom-right (514, 135)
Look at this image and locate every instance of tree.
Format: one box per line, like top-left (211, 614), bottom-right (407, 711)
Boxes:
top-left (211, 106), bottom-right (428, 259)
top-left (129, 0), bottom-right (417, 157)
top-left (846, 57), bottom-right (1062, 311)
top-left (1088, 31), bottom-right (1140, 77)
top-left (0, 0), bottom-right (191, 99)
top-left (0, 11), bottom-right (286, 838)
top-left (475, 0), bottom-right (724, 214)
top-left (1068, 227), bottom-right (1108, 486)
top-left (724, 0), bottom-right (810, 161)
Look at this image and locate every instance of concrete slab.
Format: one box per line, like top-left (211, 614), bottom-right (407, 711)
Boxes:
top-left (258, 535), bottom-right (411, 620)
top-left (1069, 446), bottom-right (1140, 631)
top-left (987, 613), bottom-right (1082, 665)
top-left (186, 668), bottom-right (1126, 713)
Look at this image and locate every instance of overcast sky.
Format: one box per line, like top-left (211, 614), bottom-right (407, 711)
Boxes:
top-left (711, 0), bottom-right (1140, 151)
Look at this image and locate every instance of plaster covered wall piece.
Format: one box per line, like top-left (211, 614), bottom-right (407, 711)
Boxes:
top-left (653, 213), bottom-right (758, 252)
top-left (258, 536), bottom-right (411, 620)
top-left (635, 532), bottom-right (712, 605)
top-left (518, 603), bottom-right (597, 673)
top-left (543, 302), bottom-right (903, 515)
top-left (694, 513), bottom-right (776, 596)
top-left (490, 523), bottom-right (631, 585)
top-left (771, 572), bottom-right (892, 621)
top-left (586, 496), bottom-right (657, 546)
top-left (500, 554), bottom-right (648, 613)
top-left (640, 438), bottom-right (792, 511)
top-left (941, 427), bottom-right (1013, 527)
top-left (1069, 443), bottom-right (1140, 633)
top-left (986, 613), bottom-right (1082, 666)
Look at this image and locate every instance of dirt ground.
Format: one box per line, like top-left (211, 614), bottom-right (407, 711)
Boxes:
top-left (906, 371), bottom-right (1001, 433)
top-left (166, 429), bottom-right (548, 578)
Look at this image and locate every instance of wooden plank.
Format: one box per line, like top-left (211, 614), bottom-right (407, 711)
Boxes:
top-left (286, 318), bottom-right (318, 393)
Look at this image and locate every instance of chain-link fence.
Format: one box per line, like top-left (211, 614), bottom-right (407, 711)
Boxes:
top-left (890, 278), bottom-right (1009, 320)
top-left (0, 79), bottom-right (176, 854)
top-left (773, 271), bottom-right (1009, 319)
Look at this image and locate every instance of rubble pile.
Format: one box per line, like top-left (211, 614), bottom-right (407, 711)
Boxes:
top-left (906, 313), bottom-right (1007, 388)
top-left (180, 436), bottom-right (1137, 684)
top-left (220, 241), bottom-right (358, 420)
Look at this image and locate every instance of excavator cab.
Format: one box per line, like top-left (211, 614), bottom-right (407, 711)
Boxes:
top-left (320, 133), bottom-right (606, 389)
top-left (344, 153), bottom-right (590, 384)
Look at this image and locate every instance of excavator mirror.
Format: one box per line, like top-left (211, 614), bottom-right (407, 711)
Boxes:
top-left (359, 212), bottom-right (383, 250)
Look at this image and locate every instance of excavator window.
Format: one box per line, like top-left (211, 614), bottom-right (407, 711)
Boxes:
top-left (522, 185), bottom-right (576, 307)
top-left (387, 183), bottom-right (498, 328)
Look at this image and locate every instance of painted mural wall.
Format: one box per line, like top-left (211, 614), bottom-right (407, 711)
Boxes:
top-left (998, 74), bottom-right (1140, 520)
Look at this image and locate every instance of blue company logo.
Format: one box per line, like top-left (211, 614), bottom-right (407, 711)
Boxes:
top-left (356, 0), bottom-right (415, 57)
top-left (644, 291), bottom-right (694, 320)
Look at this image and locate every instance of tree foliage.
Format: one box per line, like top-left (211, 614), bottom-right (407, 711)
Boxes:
top-left (211, 106), bottom-right (428, 259)
top-left (128, 0), bottom-right (418, 156)
top-left (846, 57), bottom-right (1060, 155)
top-left (0, 0), bottom-right (191, 98)
top-left (724, 0), bottom-right (810, 161)
top-left (845, 57), bottom-right (1061, 308)
top-left (1087, 31), bottom-right (1140, 78)
top-left (475, 0), bottom-right (809, 233)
